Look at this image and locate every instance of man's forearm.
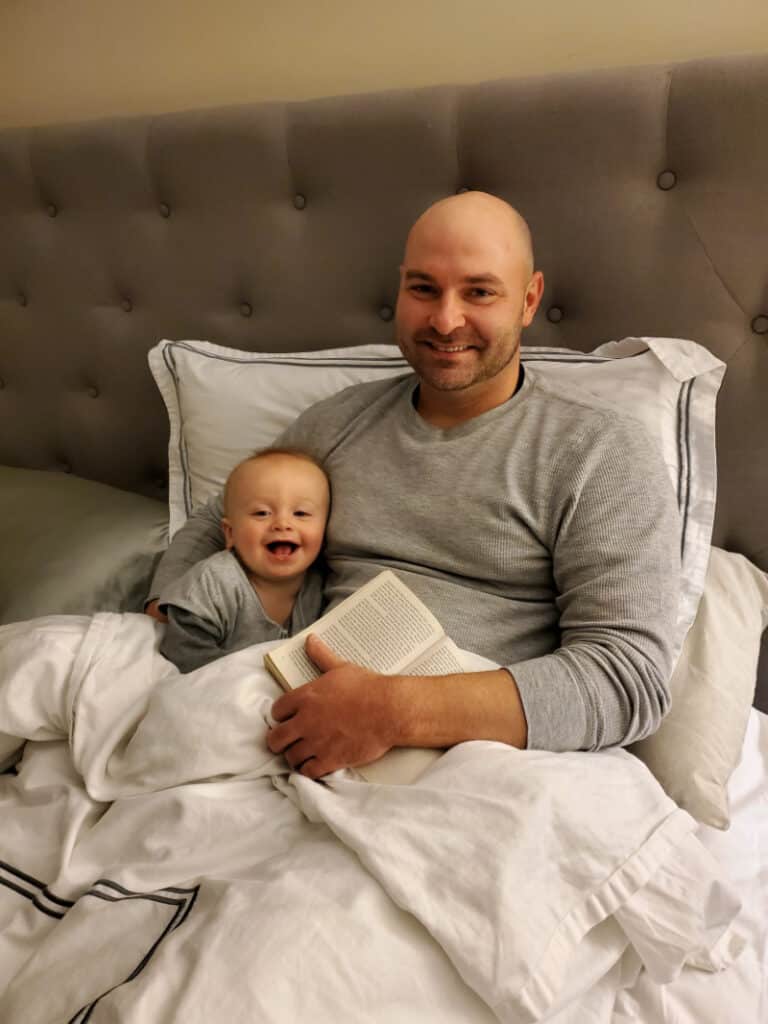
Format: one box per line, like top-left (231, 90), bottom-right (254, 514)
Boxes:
top-left (268, 638), bottom-right (528, 778)
top-left (387, 668), bottom-right (528, 750)
top-left (148, 496), bottom-right (225, 602)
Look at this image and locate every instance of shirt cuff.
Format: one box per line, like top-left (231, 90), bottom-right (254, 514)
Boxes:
top-left (506, 654), bottom-right (590, 752)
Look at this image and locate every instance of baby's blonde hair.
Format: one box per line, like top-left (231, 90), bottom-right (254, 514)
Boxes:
top-left (223, 447), bottom-right (328, 514)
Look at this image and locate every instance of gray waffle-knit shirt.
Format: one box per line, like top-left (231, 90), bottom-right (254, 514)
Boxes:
top-left (150, 368), bottom-right (681, 750)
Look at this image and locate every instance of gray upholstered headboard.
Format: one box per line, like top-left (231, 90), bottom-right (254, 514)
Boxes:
top-left (1, 52), bottom-right (766, 703)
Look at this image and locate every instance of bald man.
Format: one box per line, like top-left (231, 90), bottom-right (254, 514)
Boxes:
top-left (395, 194), bottom-right (541, 425)
top-left (148, 192), bottom-right (681, 777)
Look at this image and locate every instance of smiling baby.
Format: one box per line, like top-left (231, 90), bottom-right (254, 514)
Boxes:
top-left (158, 448), bottom-right (330, 673)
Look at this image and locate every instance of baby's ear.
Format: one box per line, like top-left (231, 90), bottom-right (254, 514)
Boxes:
top-left (221, 518), bottom-right (235, 550)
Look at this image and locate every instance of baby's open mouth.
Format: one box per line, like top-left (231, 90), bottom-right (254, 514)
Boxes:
top-left (266, 541), bottom-right (299, 556)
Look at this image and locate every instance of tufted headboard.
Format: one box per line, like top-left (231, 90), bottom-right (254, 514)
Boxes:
top-left (1, 52), bottom-right (766, 703)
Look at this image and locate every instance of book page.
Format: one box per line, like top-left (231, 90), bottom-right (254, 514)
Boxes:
top-left (319, 573), bottom-right (441, 671)
top-left (280, 645), bottom-right (322, 687)
top-left (267, 571), bottom-right (445, 686)
top-left (406, 636), bottom-right (467, 676)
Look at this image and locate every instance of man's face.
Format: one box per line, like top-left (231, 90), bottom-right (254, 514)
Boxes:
top-left (222, 455), bottom-right (329, 585)
top-left (395, 214), bottom-right (541, 397)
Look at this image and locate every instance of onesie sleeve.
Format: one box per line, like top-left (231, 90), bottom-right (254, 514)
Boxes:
top-left (158, 557), bottom-right (229, 674)
top-left (160, 609), bottom-right (228, 674)
top-left (148, 493), bottom-right (225, 605)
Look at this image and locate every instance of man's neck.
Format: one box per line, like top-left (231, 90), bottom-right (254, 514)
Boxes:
top-left (416, 364), bottom-right (524, 429)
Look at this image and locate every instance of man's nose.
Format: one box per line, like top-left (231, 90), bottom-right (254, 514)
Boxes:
top-left (429, 294), bottom-right (466, 335)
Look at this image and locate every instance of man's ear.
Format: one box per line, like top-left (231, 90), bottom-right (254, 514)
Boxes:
top-left (221, 518), bottom-right (234, 550)
top-left (522, 270), bottom-right (545, 327)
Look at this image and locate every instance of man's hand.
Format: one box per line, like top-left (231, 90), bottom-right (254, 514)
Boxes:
top-left (144, 600), bottom-right (168, 624)
top-left (266, 635), bottom-right (396, 779)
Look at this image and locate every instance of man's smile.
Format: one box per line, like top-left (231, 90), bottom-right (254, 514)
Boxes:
top-left (426, 342), bottom-right (473, 352)
top-left (418, 333), bottom-right (480, 355)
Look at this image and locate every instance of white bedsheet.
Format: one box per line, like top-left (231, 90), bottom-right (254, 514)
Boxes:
top-left (0, 613), bottom-right (763, 1023)
top-left (613, 707), bottom-right (768, 1023)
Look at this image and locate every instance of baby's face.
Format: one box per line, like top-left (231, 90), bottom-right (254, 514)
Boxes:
top-left (222, 455), bottom-right (330, 584)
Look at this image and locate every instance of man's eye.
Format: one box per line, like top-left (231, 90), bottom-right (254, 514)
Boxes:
top-left (468, 288), bottom-right (493, 299)
top-left (409, 284), bottom-right (436, 296)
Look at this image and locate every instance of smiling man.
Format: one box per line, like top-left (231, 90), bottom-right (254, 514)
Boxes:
top-left (148, 191), bottom-right (681, 776)
top-left (396, 195), bottom-right (541, 425)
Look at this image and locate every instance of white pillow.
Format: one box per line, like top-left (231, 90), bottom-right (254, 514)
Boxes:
top-left (149, 335), bottom-right (724, 640)
top-left (630, 546), bottom-right (768, 828)
top-left (149, 341), bottom-right (409, 538)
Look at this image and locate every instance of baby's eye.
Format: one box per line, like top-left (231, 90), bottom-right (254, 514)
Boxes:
top-left (294, 510), bottom-right (311, 518)
top-left (251, 510), bottom-right (269, 517)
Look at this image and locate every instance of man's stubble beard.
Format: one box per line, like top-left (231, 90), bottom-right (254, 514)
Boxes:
top-left (397, 323), bottom-right (523, 393)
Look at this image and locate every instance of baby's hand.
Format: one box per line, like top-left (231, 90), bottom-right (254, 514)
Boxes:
top-left (144, 600), bottom-right (168, 623)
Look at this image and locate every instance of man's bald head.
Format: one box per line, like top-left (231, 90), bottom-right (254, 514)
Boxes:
top-left (394, 191), bottom-right (544, 419)
top-left (403, 192), bottom-right (535, 279)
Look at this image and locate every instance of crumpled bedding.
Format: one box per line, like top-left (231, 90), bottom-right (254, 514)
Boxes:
top-left (0, 613), bottom-right (749, 1023)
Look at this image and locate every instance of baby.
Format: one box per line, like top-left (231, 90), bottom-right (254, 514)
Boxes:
top-left (159, 447), bottom-right (330, 673)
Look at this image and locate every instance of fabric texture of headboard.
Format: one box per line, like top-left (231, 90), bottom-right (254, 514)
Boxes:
top-left (1, 52), bottom-right (766, 702)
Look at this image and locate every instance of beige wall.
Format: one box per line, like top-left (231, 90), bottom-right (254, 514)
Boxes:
top-left (2, 0), bottom-right (767, 128)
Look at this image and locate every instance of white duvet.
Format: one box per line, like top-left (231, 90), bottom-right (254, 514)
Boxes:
top-left (0, 613), bottom-right (753, 1022)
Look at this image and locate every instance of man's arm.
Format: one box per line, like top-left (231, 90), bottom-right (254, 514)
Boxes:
top-left (268, 414), bottom-right (681, 773)
top-left (146, 494), bottom-right (225, 612)
top-left (156, 554), bottom-right (231, 671)
top-left (506, 414), bottom-right (681, 752)
top-left (267, 635), bottom-right (527, 778)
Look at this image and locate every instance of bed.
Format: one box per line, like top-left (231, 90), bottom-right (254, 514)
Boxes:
top-left (0, 52), bottom-right (766, 1022)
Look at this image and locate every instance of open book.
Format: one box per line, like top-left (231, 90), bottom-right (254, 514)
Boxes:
top-left (264, 570), bottom-right (468, 784)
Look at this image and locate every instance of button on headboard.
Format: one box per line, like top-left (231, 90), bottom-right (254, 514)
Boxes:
top-left (0, 54), bottom-right (766, 627)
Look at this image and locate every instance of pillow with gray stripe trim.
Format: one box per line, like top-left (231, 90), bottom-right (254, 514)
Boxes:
top-left (148, 335), bottom-right (724, 643)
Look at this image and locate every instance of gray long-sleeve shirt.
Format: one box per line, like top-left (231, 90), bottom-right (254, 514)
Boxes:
top-left (150, 368), bottom-right (681, 750)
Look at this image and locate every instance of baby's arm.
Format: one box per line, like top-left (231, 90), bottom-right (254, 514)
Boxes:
top-left (160, 606), bottom-right (226, 674)
top-left (157, 554), bottom-right (229, 674)
top-left (148, 494), bottom-right (226, 610)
